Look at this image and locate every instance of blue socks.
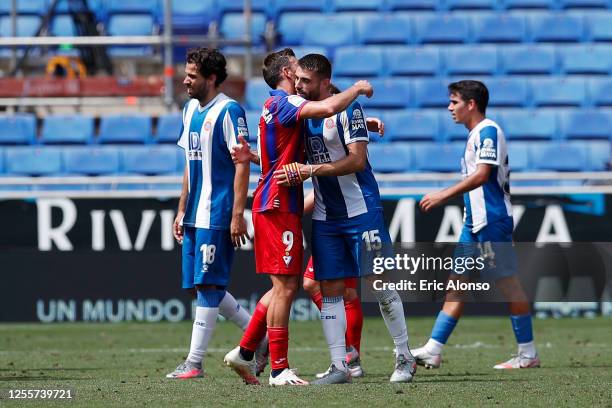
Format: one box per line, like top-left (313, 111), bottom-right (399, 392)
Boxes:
top-left (510, 314), bottom-right (534, 344)
top-left (431, 311), bottom-right (459, 345)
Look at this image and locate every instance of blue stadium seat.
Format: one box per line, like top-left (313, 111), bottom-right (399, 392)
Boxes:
top-left (384, 110), bottom-right (440, 141)
top-left (55, 0), bottom-right (105, 18)
top-left (220, 12), bottom-right (266, 45)
top-left (0, 15), bottom-right (41, 37)
top-left (575, 140), bottom-right (611, 171)
top-left (121, 145), bottom-right (179, 175)
top-left (5, 147), bottom-right (62, 175)
top-left (176, 148), bottom-right (186, 173)
top-left (359, 78), bottom-right (410, 109)
top-left (166, 0), bottom-right (216, 34)
top-left (531, 77), bottom-right (587, 107)
top-left (486, 78), bottom-right (529, 107)
top-left (446, 0), bottom-right (497, 10)
top-left (277, 12), bottom-right (319, 45)
top-left (245, 111), bottom-right (261, 143)
top-left (502, 110), bottom-right (557, 140)
top-left (331, 0), bottom-right (382, 11)
top-left (0, 147), bottom-right (4, 173)
top-left (0, 0), bottom-right (46, 15)
top-left (530, 14), bottom-right (584, 42)
top-left (107, 0), bottom-right (159, 15)
top-left (0, 114), bottom-right (36, 145)
top-left (387, 0), bottom-right (437, 10)
top-left (414, 142), bottom-right (464, 172)
top-left (589, 78), bottom-right (612, 106)
top-left (561, 110), bottom-right (611, 140)
top-left (507, 142), bottom-right (530, 171)
top-left (333, 46), bottom-right (383, 77)
top-left (218, 0), bottom-right (268, 17)
top-left (441, 113), bottom-right (467, 141)
top-left (473, 14), bottom-right (526, 43)
top-left (358, 14), bottom-right (411, 44)
top-left (245, 78), bottom-right (269, 110)
top-left (416, 15), bottom-right (470, 44)
top-left (413, 78), bottom-right (450, 108)
top-left (288, 46), bottom-right (328, 59)
top-left (559, 0), bottom-right (609, 8)
top-left (302, 15), bottom-right (356, 52)
top-left (156, 113), bottom-right (182, 143)
top-left (444, 46), bottom-right (498, 75)
top-left (386, 46), bottom-right (440, 76)
top-left (275, 0), bottom-right (327, 14)
top-left (560, 45), bottom-right (612, 75)
top-left (531, 143), bottom-right (588, 171)
top-left (368, 143), bottom-right (413, 173)
top-left (587, 14), bottom-right (612, 42)
top-left (502, 0), bottom-right (555, 8)
top-left (98, 115), bottom-right (152, 144)
top-left (501, 45), bottom-right (556, 75)
top-left (107, 14), bottom-right (154, 56)
top-left (63, 146), bottom-right (120, 175)
top-left (41, 115), bottom-right (93, 144)
top-left (50, 15), bottom-right (77, 36)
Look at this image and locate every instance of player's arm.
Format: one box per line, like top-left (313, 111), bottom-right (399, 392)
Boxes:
top-left (419, 164), bottom-right (492, 213)
top-left (304, 190), bottom-right (315, 214)
top-left (299, 80), bottom-right (373, 120)
top-left (232, 160), bottom-right (250, 246)
top-left (174, 163), bottom-right (188, 244)
top-left (366, 117), bottom-right (385, 137)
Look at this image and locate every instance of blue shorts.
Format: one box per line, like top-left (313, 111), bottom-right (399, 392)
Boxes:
top-left (455, 216), bottom-right (516, 281)
top-left (182, 226), bottom-right (234, 289)
top-left (312, 210), bottom-right (392, 281)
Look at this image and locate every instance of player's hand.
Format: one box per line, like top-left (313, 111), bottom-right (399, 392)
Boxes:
top-left (230, 213), bottom-right (249, 248)
top-left (354, 80), bottom-right (373, 98)
top-left (419, 191), bottom-right (446, 213)
top-left (231, 135), bottom-right (252, 164)
top-left (366, 117), bottom-right (385, 137)
top-left (173, 211), bottom-right (184, 245)
top-left (274, 163), bottom-right (311, 186)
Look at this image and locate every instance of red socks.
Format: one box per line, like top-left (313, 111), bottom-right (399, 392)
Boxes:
top-left (344, 296), bottom-right (363, 353)
top-left (239, 302), bottom-right (268, 352)
top-left (311, 291), bottom-right (323, 311)
top-left (268, 326), bottom-right (289, 370)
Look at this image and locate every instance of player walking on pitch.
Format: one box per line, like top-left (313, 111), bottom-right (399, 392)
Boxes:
top-left (414, 80), bottom-right (540, 370)
top-left (224, 48), bottom-right (374, 386)
top-left (166, 48), bottom-right (257, 379)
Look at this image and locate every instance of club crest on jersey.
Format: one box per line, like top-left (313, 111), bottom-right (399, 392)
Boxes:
top-left (238, 117), bottom-right (246, 127)
top-left (307, 135), bottom-right (331, 164)
top-left (204, 121), bottom-right (212, 131)
top-left (283, 255), bottom-right (292, 266)
top-left (325, 118), bottom-right (335, 129)
top-left (480, 137), bottom-right (497, 159)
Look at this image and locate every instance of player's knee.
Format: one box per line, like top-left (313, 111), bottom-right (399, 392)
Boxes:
top-left (344, 288), bottom-right (358, 301)
top-left (303, 278), bottom-right (319, 294)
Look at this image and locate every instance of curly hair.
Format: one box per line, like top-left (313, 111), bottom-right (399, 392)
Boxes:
top-left (186, 47), bottom-right (228, 87)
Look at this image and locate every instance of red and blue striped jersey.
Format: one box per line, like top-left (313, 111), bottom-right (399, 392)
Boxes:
top-left (252, 89), bottom-right (308, 214)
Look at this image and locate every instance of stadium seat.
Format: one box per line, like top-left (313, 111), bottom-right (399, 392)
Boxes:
top-left (156, 113), bottom-right (182, 143)
top-left (218, 0), bottom-right (268, 17)
top-left (559, 0), bottom-right (609, 8)
top-left (413, 78), bottom-right (451, 108)
top-left (531, 143), bottom-right (588, 171)
top-left (561, 110), bottom-right (611, 140)
top-left (531, 77), bottom-right (587, 107)
top-left (414, 143), bottom-right (465, 172)
top-left (486, 78), bottom-right (529, 107)
top-left (387, 0), bottom-right (437, 10)
top-left (106, 14), bottom-right (154, 57)
top-left (368, 143), bottom-right (413, 173)
top-left (165, 0), bottom-right (216, 34)
top-left (587, 14), bottom-right (612, 42)
top-left (0, 0), bottom-right (46, 15)
top-left (245, 111), bottom-right (261, 143)
top-left (446, 0), bottom-right (497, 10)
top-left (220, 12), bottom-right (266, 45)
top-left (441, 113), bottom-right (467, 141)
top-left (0, 15), bottom-right (41, 37)
top-left (274, 0), bottom-right (327, 15)
top-left (359, 78), bottom-right (410, 109)
top-left (0, 147), bottom-right (4, 173)
top-left (501, 45), bottom-right (556, 75)
top-left (507, 142), bottom-right (530, 171)
top-left (107, 0), bottom-right (159, 15)
top-left (40, 115), bottom-right (94, 144)
top-left (121, 145), bottom-right (179, 175)
top-left (302, 15), bottom-right (356, 52)
top-left (50, 15), bottom-right (77, 36)
top-left (473, 14), bottom-right (527, 43)
top-left (54, 0), bottom-right (106, 17)
top-left (288, 46), bottom-right (328, 59)
top-left (559, 45), bottom-right (612, 75)
top-left (176, 148), bottom-right (186, 173)
top-left (245, 78), bottom-right (270, 110)
top-left (575, 140), bottom-right (611, 171)
top-left (502, 110), bottom-right (558, 140)
top-left (416, 15), bottom-right (470, 44)
top-left (0, 114), bottom-right (36, 145)
top-left (384, 110), bottom-right (440, 141)
top-left (502, 0), bottom-right (555, 8)
top-left (358, 14), bottom-right (412, 44)
top-left (589, 78), bottom-right (612, 106)
top-left (331, 0), bottom-right (382, 11)
top-left (5, 147), bottom-right (62, 176)
top-left (63, 146), bottom-right (120, 175)
top-left (386, 46), bottom-right (440, 76)
top-left (530, 14), bottom-right (584, 42)
top-left (98, 115), bottom-right (152, 144)
top-left (444, 46), bottom-right (498, 75)
top-left (333, 46), bottom-right (383, 77)
top-left (276, 12), bottom-right (319, 45)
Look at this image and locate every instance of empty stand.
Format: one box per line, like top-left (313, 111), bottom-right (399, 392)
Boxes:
top-left (333, 46), bottom-right (383, 77)
top-left (63, 146), bottom-right (120, 175)
top-left (156, 113), bottom-right (182, 144)
top-left (121, 145), bottom-right (179, 175)
top-left (0, 114), bottom-right (36, 145)
top-left (385, 46), bottom-right (440, 76)
top-left (5, 146), bottom-right (62, 175)
top-left (41, 115), bottom-right (94, 144)
top-left (98, 115), bottom-right (152, 144)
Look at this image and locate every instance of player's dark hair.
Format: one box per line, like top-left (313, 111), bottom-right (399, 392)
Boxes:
top-left (262, 48), bottom-right (296, 88)
top-left (298, 54), bottom-right (332, 79)
top-left (328, 83), bottom-right (341, 94)
top-left (186, 47), bottom-right (228, 87)
top-left (448, 80), bottom-right (489, 114)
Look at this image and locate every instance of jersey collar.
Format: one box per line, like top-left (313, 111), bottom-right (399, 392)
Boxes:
top-left (270, 89), bottom-right (289, 97)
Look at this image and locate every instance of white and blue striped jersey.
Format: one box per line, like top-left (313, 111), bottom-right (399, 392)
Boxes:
top-left (461, 118), bottom-right (512, 233)
top-left (177, 93), bottom-right (249, 229)
top-left (304, 101), bottom-right (382, 221)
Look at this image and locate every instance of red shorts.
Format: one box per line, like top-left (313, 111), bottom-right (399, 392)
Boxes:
top-left (253, 210), bottom-right (303, 275)
top-left (303, 256), bottom-right (358, 289)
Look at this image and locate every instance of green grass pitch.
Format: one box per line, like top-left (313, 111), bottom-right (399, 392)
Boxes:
top-left (1, 317), bottom-right (611, 407)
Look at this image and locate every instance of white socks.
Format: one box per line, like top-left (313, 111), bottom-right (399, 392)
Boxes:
top-left (375, 289), bottom-right (409, 357)
top-left (518, 341), bottom-right (536, 358)
top-left (218, 291), bottom-right (251, 330)
top-left (424, 338), bottom-right (444, 355)
top-left (321, 296), bottom-right (347, 372)
top-left (186, 306), bottom-right (219, 364)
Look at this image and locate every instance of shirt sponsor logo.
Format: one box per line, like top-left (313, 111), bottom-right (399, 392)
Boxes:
top-left (307, 135), bottom-right (331, 164)
top-left (351, 109), bottom-right (365, 131)
top-left (480, 137), bottom-right (497, 159)
top-left (288, 95), bottom-right (306, 108)
top-left (190, 131), bottom-right (201, 150)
